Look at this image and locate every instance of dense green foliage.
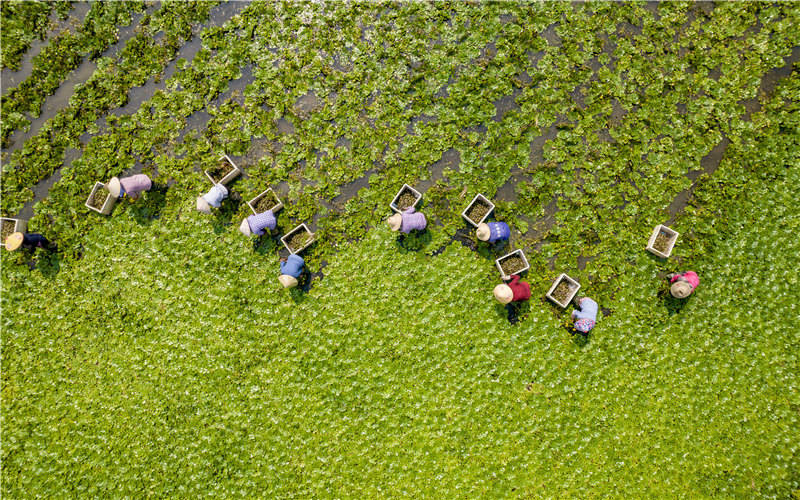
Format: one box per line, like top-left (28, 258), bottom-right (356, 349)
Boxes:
top-left (0, 0), bottom-right (71, 70)
top-left (0, 1), bottom-right (145, 145)
top-left (1, 1), bottom-right (799, 496)
top-left (1, 1), bottom-right (217, 203)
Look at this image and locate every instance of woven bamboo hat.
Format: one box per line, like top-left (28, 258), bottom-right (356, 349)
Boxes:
top-left (239, 218), bottom-right (252, 236)
top-left (387, 213), bottom-right (402, 231)
top-left (670, 280), bottom-right (693, 299)
top-left (5, 232), bottom-right (24, 252)
top-left (108, 177), bottom-right (122, 198)
top-left (196, 196), bottom-right (211, 213)
top-left (493, 283), bottom-right (513, 304)
top-left (476, 223), bottom-right (491, 241)
top-left (278, 274), bottom-right (298, 288)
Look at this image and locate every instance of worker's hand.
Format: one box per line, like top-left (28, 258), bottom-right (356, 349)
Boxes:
top-left (280, 257), bottom-right (287, 263)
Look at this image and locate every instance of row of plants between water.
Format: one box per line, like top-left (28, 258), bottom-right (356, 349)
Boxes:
top-left (0, 0), bottom-right (72, 71)
top-left (1, 0), bottom-right (146, 146)
top-left (0, 0), bottom-right (219, 209)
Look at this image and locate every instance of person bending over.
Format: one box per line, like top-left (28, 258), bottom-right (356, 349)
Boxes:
top-left (666, 271), bottom-right (699, 299)
top-left (493, 274), bottom-right (530, 304)
top-left (278, 254), bottom-right (305, 288)
top-left (196, 184), bottom-right (228, 213)
top-left (476, 221), bottom-right (510, 243)
top-left (240, 210), bottom-right (276, 236)
top-left (387, 207), bottom-right (427, 234)
top-left (571, 296), bottom-right (598, 334)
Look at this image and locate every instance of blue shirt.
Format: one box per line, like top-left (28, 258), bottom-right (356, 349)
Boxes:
top-left (279, 254), bottom-right (304, 278)
top-left (487, 222), bottom-right (510, 242)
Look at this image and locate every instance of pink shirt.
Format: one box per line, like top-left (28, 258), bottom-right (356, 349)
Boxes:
top-left (670, 271), bottom-right (699, 289)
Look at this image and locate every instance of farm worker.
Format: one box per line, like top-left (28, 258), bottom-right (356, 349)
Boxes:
top-left (5, 232), bottom-right (52, 252)
top-left (476, 221), bottom-right (510, 243)
top-left (108, 174), bottom-right (152, 200)
top-left (196, 183), bottom-right (228, 213)
top-left (666, 271), bottom-right (699, 299)
top-left (387, 207), bottom-right (427, 233)
top-left (239, 210), bottom-right (276, 236)
top-left (278, 254), bottom-right (304, 288)
top-left (493, 274), bottom-right (531, 304)
top-left (571, 296), bottom-right (598, 333)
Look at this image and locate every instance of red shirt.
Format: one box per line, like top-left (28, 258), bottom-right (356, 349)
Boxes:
top-left (509, 275), bottom-right (531, 302)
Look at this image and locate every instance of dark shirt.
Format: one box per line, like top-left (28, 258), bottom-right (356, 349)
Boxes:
top-left (22, 233), bottom-right (49, 250)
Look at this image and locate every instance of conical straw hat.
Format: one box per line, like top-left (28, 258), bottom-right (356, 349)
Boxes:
top-left (239, 218), bottom-right (252, 236)
top-left (476, 223), bottom-right (491, 241)
top-left (670, 280), bottom-right (693, 299)
top-left (108, 177), bottom-right (122, 198)
top-left (493, 284), bottom-right (513, 304)
top-left (5, 232), bottom-right (24, 252)
top-left (387, 214), bottom-right (402, 231)
top-left (278, 275), bottom-right (298, 288)
top-left (196, 196), bottom-right (211, 213)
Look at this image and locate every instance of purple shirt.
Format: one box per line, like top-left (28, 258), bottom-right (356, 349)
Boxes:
top-left (400, 207), bottom-right (426, 233)
top-left (247, 210), bottom-right (276, 235)
top-left (119, 174), bottom-right (152, 196)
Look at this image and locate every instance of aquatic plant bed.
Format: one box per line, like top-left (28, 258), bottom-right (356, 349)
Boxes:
top-left (247, 188), bottom-right (283, 214)
top-left (1, 217), bottom-right (26, 247)
top-left (85, 182), bottom-right (116, 215)
top-left (461, 194), bottom-right (495, 227)
top-left (546, 273), bottom-right (581, 308)
top-left (281, 223), bottom-right (314, 254)
top-left (495, 249), bottom-right (529, 278)
top-left (390, 184), bottom-right (422, 213)
top-left (646, 224), bottom-right (679, 258)
top-left (2, 2), bottom-right (800, 497)
top-left (204, 154), bottom-right (241, 185)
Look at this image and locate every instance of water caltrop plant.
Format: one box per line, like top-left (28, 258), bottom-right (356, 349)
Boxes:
top-left (1, 0), bottom-right (799, 497)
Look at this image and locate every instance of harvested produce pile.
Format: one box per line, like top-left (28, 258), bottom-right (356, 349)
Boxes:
top-left (1, 220), bottom-right (16, 242)
top-left (465, 199), bottom-right (491, 223)
top-left (89, 187), bottom-right (109, 209)
top-left (552, 280), bottom-right (575, 303)
top-left (653, 230), bottom-right (673, 253)
top-left (395, 189), bottom-right (417, 211)
top-left (287, 229), bottom-right (310, 252)
top-left (499, 255), bottom-right (525, 275)
top-left (206, 160), bottom-right (233, 184)
top-left (253, 191), bottom-right (279, 213)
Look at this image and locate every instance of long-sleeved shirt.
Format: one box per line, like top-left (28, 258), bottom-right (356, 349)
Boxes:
top-left (670, 271), bottom-right (699, 290)
top-left (246, 210), bottom-right (276, 235)
top-left (400, 207), bottom-right (427, 233)
top-left (280, 254), bottom-right (304, 278)
top-left (486, 222), bottom-right (510, 242)
top-left (571, 297), bottom-right (598, 332)
top-left (202, 184), bottom-right (228, 208)
top-left (508, 274), bottom-right (531, 302)
top-left (119, 174), bottom-right (152, 196)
